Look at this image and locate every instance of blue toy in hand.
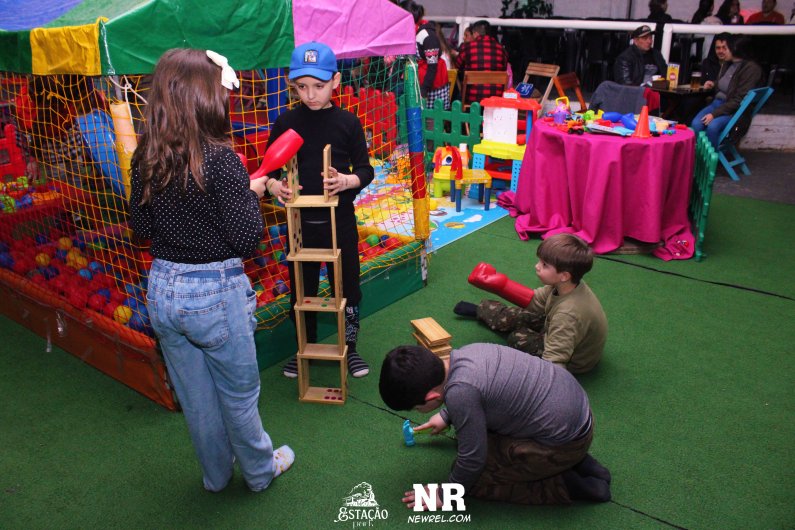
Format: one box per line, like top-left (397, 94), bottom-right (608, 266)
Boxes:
top-left (403, 419), bottom-right (420, 446)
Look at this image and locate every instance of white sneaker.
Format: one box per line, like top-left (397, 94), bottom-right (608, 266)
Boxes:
top-left (273, 445), bottom-right (295, 477)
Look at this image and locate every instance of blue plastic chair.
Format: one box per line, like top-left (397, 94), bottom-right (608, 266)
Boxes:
top-left (716, 86), bottom-right (773, 181)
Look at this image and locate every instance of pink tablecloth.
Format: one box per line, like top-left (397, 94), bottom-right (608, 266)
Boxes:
top-left (500, 123), bottom-right (696, 260)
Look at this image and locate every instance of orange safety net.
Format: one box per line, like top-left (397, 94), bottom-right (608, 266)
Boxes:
top-left (0, 57), bottom-right (426, 353)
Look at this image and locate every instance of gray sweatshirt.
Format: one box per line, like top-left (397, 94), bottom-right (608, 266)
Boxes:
top-left (440, 343), bottom-right (591, 492)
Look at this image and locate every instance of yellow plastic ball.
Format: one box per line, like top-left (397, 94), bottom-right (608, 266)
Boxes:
top-left (35, 253), bottom-right (51, 267)
top-left (113, 305), bottom-right (133, 325)
top-left (57, 237), bottom-right (73, 250)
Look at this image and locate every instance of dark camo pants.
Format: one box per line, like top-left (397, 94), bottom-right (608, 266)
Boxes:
top-left (476, 299), bottom-right (545, 355)
top-left (468, 423), bottom-right (594, 505)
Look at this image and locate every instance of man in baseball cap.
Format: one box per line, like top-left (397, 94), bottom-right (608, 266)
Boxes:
top-left (613, 24), bottom-right (667, 86)
top-left (631, 25), bottom-right (653, 39)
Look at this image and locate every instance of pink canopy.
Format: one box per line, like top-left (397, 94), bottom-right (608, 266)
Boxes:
top-left (293, 0), bottom-right (416, 59)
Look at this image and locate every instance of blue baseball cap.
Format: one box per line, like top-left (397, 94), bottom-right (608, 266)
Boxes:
top-left (289, 41), bottom-right (338, 81)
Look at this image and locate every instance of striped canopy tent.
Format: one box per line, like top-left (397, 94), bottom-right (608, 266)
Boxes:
top-left (0, 0), bottom-right (415, 75)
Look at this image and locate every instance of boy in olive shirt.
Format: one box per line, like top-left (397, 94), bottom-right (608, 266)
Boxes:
top-left (456, 233), bottom-right (607, 374)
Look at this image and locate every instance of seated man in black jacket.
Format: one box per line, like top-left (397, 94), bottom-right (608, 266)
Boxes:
top-left (613, 25), bottom-right (668, 86)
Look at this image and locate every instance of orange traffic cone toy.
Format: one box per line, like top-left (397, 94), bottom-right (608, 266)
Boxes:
top-left (632, 105), bottom-right (651, 139)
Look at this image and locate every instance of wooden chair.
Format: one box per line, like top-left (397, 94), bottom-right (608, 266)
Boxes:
top-left (553, 72), bottom-right (587, 111)
top-left (461, 70), bottom-right (508, 110)
top-left (522, 62), bottom-right (560, 109)
top-left (447, 68), bottom-right (459, 99)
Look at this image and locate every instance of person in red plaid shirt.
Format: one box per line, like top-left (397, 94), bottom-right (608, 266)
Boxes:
top-left (456, 20), bottom-right (509, 106)
top-left (401, 0), bottom-right (450, 109)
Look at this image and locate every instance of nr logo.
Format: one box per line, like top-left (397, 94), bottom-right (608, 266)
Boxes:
top-left (412, 483), bottom-right (466, 512)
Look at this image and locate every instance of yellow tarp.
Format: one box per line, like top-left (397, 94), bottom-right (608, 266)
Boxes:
top-left (30, 18), bottom-right (106, 75)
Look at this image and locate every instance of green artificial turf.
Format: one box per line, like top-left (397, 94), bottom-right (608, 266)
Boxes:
top-left (1, 194), bottom-right (794, 529)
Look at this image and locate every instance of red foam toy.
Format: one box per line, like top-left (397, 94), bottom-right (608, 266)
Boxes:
top-left (249, 129), bottom-right (304, 180)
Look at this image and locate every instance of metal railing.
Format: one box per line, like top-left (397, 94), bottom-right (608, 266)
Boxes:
top-left (428, 15), bottom-right (795, 62)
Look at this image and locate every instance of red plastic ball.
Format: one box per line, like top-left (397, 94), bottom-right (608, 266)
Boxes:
top-left (68, 289), bottom-right (88, 309)
top-left (103, 302), bottom-right (119, 319)
top-left (110, 290), bottom-right (127, 305)
top-left (87, 294), bottom-right (106, 312)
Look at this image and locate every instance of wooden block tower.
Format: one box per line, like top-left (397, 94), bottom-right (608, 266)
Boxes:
top-left (411, 317), bottom-right (452, 361)
top-left (285, 145), bottom-right (347, 405)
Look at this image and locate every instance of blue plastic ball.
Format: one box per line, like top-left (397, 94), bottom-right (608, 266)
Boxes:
top-left (17, 194), bottom-right (33, 208)
top-left (72, 237), bottom-right (86, 251)
top-left (272, 280), bottom-right (290, 296)
top-left (128, 312), bottom-right (145, 331)
top-left (0, 252), bottom-right (14, 269)
top-left (125, 283), bottom-right (144, 300)
top-left (123, 296), bottom-right (142, 310)
top-left (41, 265), bottom-right (59, 279)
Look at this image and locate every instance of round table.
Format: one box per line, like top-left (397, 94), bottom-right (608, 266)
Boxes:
top-left (503, 122), bottom-right (696, 260)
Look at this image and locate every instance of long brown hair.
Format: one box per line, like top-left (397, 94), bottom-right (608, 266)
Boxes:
top-left (132, 48), bottom-right (231, 204)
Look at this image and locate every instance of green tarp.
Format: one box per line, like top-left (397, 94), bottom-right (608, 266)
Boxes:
top-left (0, 0), bottom-right (294, 75)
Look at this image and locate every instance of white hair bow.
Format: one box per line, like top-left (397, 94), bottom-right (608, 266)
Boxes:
top-left (206, 50), bottom-right (240, 90)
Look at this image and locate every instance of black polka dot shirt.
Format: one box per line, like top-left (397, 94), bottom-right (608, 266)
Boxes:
top-left (129, 144), bottom-right (264, 263)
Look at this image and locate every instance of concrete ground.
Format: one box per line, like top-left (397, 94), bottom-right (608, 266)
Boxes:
top-left (712, 149), bottom-right (795, 206)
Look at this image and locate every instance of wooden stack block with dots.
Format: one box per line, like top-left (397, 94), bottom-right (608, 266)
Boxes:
top-left (411, 317), bottom-right (453, 361)
top-left (285, 145), bottom-right (347, 405)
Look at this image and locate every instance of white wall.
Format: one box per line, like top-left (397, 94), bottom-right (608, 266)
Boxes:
top-left (424, 0), bottom-right (709, 22)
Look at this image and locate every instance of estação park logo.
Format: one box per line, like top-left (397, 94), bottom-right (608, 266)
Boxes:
top-left (333, 482), bottom-right (390, 527)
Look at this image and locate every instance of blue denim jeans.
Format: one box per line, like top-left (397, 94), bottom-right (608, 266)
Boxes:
top-left (690, 98), bottom-right (729, 148)
top-left (147, 258), bottom-right (276, 492)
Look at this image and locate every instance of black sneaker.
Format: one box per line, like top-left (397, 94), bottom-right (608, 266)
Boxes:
top-left (347, 352), bottom-right (369, 378)
top-left (282, 357), bottom-right (298, 378)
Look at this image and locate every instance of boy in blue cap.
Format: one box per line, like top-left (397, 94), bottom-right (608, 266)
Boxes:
top-left (266, 42), bottom-right (374, 379)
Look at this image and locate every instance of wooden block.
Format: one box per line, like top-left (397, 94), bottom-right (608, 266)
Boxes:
top-left (297, 346), bottom-right (348, 405)
top-left (412, 333), bottom-right (452, 359)
top-left (294, 296), bottom-right (346, 313)
top-left (300, 386), bottom-right (346, 405)
top-left (288, 195), bottom-right (339, 208)
top-left (323, 144), bottom-right (331, 202)
top-left (431, 344), bottom-right (453, 355)
top-left (410, 317), bottom-right (452, 347)
top-left (412, 332), bottom-right (450, 352)
top-left (298, 342), bottom-right (347, 359)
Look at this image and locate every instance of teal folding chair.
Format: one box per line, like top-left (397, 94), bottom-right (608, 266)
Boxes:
top-left (716, 86), bottom-right (773, 181)
top-left (690, 132), bottom-right (719, 261)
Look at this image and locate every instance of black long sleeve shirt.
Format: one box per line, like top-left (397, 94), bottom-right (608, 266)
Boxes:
top-left (267, 103), bottom-right (374, 223)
